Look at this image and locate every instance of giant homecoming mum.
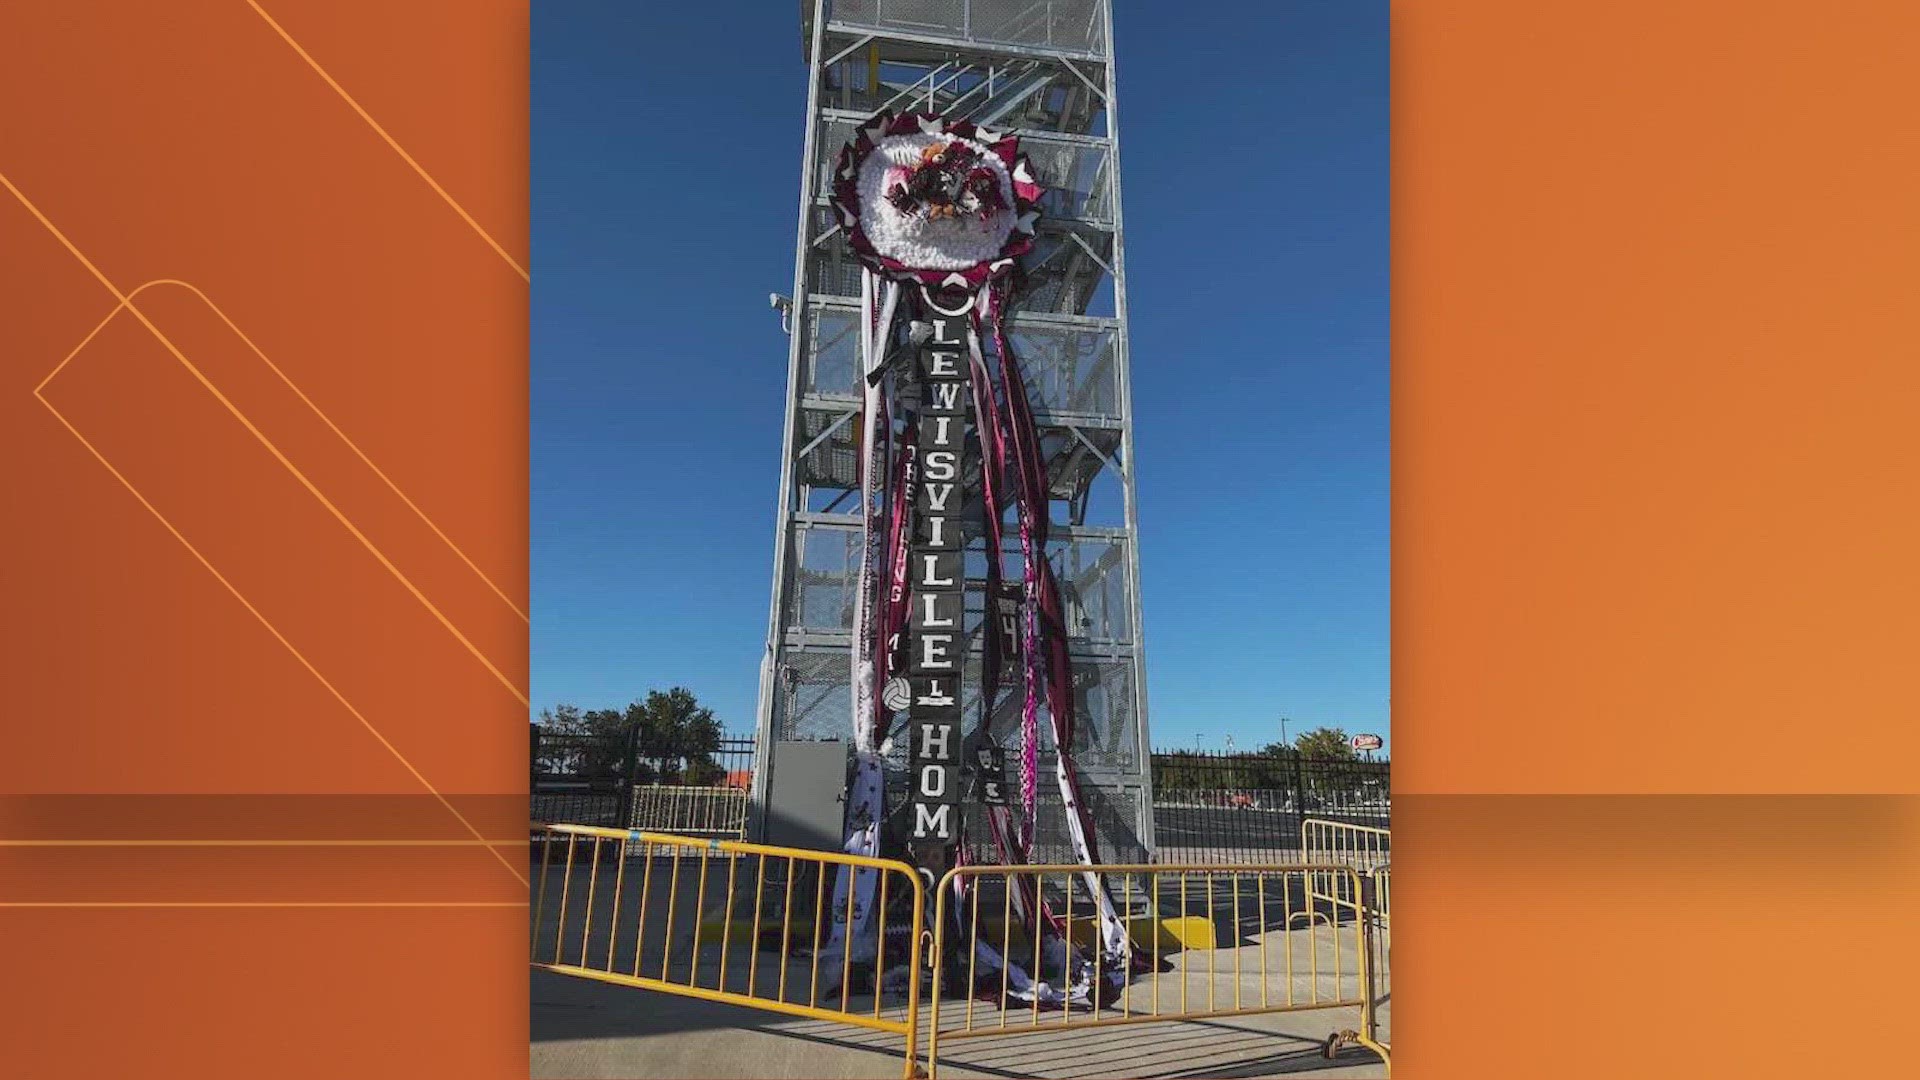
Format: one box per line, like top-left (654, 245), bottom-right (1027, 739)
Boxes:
top-left (817, 110), bottom-right (1137, 1012)
top-left (832, 112), bottom-right (1041, 288)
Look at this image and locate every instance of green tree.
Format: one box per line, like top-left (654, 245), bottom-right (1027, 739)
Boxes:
top-left (1293, 727), bottom-right (1357, 761)
top-left (625, 687), bottom-right (723, 785)
top-left (534, 692), bottom-right (725, 783)
top-left (1153, 750), bottom-right (1222, 794)
top-left (1291, 727), bottom-right (1369, 805)
top-left (533, 704), bottom-right (628, 777)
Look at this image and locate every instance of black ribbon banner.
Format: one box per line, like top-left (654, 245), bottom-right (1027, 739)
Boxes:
top-left (909, 314), bottom-right (969, 842)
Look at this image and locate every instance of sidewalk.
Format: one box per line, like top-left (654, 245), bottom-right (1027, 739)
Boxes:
top-left (532, 968), bottom-right (1387, 1079)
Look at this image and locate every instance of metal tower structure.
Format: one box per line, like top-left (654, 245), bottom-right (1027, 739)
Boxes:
top-left (754, 0), bottom-right (1153, 861)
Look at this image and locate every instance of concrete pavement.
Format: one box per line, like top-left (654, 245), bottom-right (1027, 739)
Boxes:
top-left (532, 917), bottom-right (1389, 1079)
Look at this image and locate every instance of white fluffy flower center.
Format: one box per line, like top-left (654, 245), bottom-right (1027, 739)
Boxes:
top-left (855, 133), bottom-right (1017, 271)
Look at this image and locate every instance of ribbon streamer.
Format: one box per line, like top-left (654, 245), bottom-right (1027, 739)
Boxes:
top-left (825, 270), bottom-right (900, 968)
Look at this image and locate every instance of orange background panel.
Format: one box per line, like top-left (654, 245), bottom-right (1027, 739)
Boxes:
top-left (2, 2), bottom-right (529, 1076)
top-left (1, 1), bottom-right (528, 648)
top-left (1395, 0), bottom-right (1920, 793)
top-left (37, 299), bottom-right (521, 791)
top-left (1394, 796), bottom-right (1920, 1076)
top-left (1, 908), bottom-right (525, 1079)
top-left (0, 844), bottom-right (526, 905)
top-left (0, 0), bottom-right (527, 799)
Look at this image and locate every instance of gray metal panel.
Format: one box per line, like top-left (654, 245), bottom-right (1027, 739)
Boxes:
top-left (759, 740), bottom-right (851, 852)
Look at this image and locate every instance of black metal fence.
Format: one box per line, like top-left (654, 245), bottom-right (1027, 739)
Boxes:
top-left (1151, 750), bottom-right (1391, 812)
top-left (529, 726), bottom-right (1390, 861)
top-left (529, 726), bottom-right (756, 784)
top-left (1149, 749), bottom-right (1390, 862)
top-left (529, 725), bottom-right (756, 828)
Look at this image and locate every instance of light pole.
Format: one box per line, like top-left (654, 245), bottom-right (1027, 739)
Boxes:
top-left (1280, 716), bottom-right (1291, 749)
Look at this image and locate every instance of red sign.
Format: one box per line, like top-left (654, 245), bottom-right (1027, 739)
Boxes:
top-left (1351, 733), bottom-right (1384, 751)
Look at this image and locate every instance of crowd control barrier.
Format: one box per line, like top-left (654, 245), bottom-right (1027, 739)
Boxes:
top-left (1302, 819), bottom-right (1392, 1054)
top-left (530, 823), bottom-right (926, 1079)
top-left (1366, 865), bottom-right (1391, 1054)
top-left (927, 862), bottom-right (1389, 1077)
top-left (628, 785), bottom-right (750, 840)
top-left (1301, 818), bottom-right (1391, 921)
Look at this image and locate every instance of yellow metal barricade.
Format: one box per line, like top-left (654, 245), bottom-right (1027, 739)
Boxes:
top-left (1302, 820), bottom-right (1391, 1052)
top-left (928, 863), bottom-right (1389, 1077)
top-left (1302, 818), bottom-right (1391, 923)
top-left (628, 785), bottom-right (749, 840)
top-left (1366, 865), bottom-right (1391, 1054)
top-left (531, 823), bottom-right (925, 1079)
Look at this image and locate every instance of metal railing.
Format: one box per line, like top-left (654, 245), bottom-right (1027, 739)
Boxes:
top-left (825, 0), bottom-right (1110, 57)
top-left (1368, 866), bottom-right (1391, 1054)
top-left (1372, 864), bottom-right (1391, 928)
top-left (1153, 751), bottom-right (1390, 812)
top-left (531, 726), bottom-right (756, 837)
top-left (629, 785), bottom-right (751, 840)
top-left (531, 827), bottom-right (1392, 1076)
top-left (530, 787), bottom-right (628, 829)
top-left (1301, 818), bottom-right (1392, 922)
top-left (1302, 820), bottom-right (1392, 1056)
top-left (531, 727), bottom-right (756, 786)
top-left (530, 823), bottom-right (926, 1079)
top-left (1152, 752), bottom-right (1390, 862)
top-left (927, 862), bottom-right (1390, 1077)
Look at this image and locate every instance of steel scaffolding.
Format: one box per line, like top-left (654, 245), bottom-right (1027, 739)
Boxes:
top-left (754, 0), bottom-right (1154, 862)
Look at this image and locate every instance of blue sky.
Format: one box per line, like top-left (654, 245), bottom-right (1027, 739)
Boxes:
top-left (531, 2), bottom-right (1387, 753)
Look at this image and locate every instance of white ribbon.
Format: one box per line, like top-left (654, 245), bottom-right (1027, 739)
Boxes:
top-left (850, 272), bottom-right (899, 756)
top-left (829, 271), bottom-right (900, 972)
